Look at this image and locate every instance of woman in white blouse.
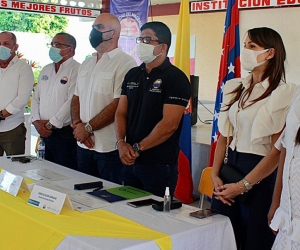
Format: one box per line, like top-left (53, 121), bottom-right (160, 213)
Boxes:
top-left (211, 27), bottom-right (296, 250)
top-left (269, 85), bottom-right (300, 249)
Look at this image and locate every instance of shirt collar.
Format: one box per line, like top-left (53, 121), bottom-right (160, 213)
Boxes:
top-left (105, 47), bottom-right (122, 59)
top-left (53, 57), bottom-right (74, 69)
top-left (92, 47), bottom-right (122, 61)
top-left (241, 73), bottom-right (270, 90)
top-left (9, 55), bottom-right (18, 65)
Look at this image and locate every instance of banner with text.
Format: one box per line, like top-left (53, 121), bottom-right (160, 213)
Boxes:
top-left (191, 0), bottom-right (300, 12)
top-left (110, 0), bottom-right (149, 62)
top-left (0, 0), bottom-right (100, 17)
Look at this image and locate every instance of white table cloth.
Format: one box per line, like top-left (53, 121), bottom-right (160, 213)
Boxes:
top-left (0, 156), bottom-right (236, 250)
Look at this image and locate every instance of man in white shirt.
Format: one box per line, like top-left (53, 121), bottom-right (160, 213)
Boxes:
top-left (71, 13), bottom-right (136, 184)
top-left (0, 31), bottom-right (34, 156)
top-left (31, 33), bottom-right (80, 169)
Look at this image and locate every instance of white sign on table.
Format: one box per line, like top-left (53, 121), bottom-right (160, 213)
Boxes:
top-left (0, 170), bottom-right (30, 196)
top-left (28, 185), bottom-right (73, 215)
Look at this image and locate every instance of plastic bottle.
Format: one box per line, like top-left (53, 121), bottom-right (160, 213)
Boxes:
top-left (37, 138), bottom-right (45, 160)
top-left (163, 187), bottom-right (171, 212)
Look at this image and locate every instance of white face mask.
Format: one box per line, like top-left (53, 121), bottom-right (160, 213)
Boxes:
top-left (240, 48), bottom-right (269, 71)
top-left (137, 43), bottom-right (162, 64)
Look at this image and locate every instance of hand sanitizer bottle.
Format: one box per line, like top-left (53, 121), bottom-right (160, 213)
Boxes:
top-left (163, 187), bottom-right (171, 212)
top-left (37, 138), bottom-right (45, 160)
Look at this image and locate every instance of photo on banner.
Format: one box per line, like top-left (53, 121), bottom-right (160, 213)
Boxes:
top-left (110, 0), bottom-right (149, 63)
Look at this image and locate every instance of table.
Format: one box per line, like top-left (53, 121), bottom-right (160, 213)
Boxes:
top-left (0, 157), bottom-right (236, 250)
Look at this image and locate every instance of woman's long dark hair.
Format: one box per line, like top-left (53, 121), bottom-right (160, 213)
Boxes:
top-left (224, 27), bottom-right (286, 111)
top-left (295, 128), bottom-right (300, 145)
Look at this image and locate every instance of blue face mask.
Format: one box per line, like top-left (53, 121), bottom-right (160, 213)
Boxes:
top-left (0, 46), bottom-right (12, 60)
top-left (49, 47), bottom-right (63, 63)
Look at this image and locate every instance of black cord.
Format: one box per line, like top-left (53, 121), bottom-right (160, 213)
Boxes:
top-left (197, 113), bottom-right (211, 124)
top-left (196, 100), bottom-right (213, 124)
top-left (198, 100), bottom-right (214, 115)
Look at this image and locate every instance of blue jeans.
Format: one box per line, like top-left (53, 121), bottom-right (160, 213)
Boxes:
top-left (77, 147), bottom-right (123, 185)
top-left (123, 164), bottom-right (178, 198)
top-left (42, 126), bottom-right (77, 170)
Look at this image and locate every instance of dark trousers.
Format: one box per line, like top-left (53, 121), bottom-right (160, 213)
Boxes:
top-left (0, 123), bottom-right (26, 156)
top-left (77, 146), bottom-right (123, 185)
top-left (123, 164), bottom-right (178, 198)
top-left (211, 149), bottom-right (276, 250)
top-left (42, 126), bottom-right (77, 170)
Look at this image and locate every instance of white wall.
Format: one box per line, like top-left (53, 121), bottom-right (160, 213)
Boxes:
top-left (240, 7), bottom-right (300, 84)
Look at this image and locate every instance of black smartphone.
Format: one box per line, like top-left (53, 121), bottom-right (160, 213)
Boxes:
top-left (11, 156), bottom-right (31, 163)
top-left (127, 198), bottom-right (159, 208)
top-left (189, 209), bottom-right (219, 219)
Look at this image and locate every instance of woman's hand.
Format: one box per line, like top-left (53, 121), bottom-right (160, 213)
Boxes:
top-left (211, 173), bottom-right (235, 206)
top-left (211, 173), bottom-right (224, 191)
top-left (268, 199), bottom-right (280, 235)
top-left (213, 182), bottom-right (246, 206)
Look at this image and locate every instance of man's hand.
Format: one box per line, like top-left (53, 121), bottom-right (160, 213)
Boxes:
top-left (117, 141), bottom-right (137, 165)
top-left (82, 137), bottom-right (94, 149)
top-left (33, 120), bottom-right (52, 138)
top-left (73, 122), bottom-right (93, 144)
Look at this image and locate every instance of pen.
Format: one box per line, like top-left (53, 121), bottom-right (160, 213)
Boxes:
top-left (93, 187), bottom-right (102, 192)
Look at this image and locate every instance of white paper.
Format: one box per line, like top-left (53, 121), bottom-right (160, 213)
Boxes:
top-left (22, 169), bottom-right (70, 181)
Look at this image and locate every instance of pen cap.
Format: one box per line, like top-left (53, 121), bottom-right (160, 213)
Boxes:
top-left (165, 187), bottom-right (170, 196)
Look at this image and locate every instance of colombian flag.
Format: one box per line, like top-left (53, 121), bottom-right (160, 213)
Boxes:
top-left (174, 0), bottom-right (194, 204)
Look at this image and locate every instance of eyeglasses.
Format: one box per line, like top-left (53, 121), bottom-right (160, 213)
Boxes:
top-left (136, 36), bottom-right (162, 44)
top-left (47, 42), bottom-right (71, 48)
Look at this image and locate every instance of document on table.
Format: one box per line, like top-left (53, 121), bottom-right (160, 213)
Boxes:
top-left (69, 192), bottom-right (113, 212)
top-left (21, 169), bottom-right (70, 181)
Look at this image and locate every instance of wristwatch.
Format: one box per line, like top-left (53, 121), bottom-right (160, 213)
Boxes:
top-left (133, 143), bottom-right (141, 154)
top-left (45, 121), bottom-right (53, 130)
top-left (242, 178), bottom-right (253, 191)
top-left (85, 122), bottom-right (93, 133)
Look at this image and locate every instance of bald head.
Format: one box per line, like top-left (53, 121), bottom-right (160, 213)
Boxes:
top-left (94, 13), bottom-right (121, 38)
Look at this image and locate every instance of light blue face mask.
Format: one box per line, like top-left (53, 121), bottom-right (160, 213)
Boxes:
top-left (0, 46), bottom-right (12, 60)
top-left (49, 47), bottom-right (63, 63)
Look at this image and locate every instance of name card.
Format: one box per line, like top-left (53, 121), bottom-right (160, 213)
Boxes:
top-left (28, 185), bottom-right (73, 215)
top-left (0, 170), bottom-right (30, 196)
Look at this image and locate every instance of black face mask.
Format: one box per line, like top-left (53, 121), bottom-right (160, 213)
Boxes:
top-left (89, 28), bottom-right (113, 48)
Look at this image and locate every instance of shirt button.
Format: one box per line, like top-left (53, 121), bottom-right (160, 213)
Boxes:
top-left (146, 77), bottom-right (149, 80)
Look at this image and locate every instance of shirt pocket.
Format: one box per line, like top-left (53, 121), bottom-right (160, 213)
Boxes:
top-left (94, 72), bottom-right (114, 95)
top-left (77, 70), bottom-right (89, 92)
